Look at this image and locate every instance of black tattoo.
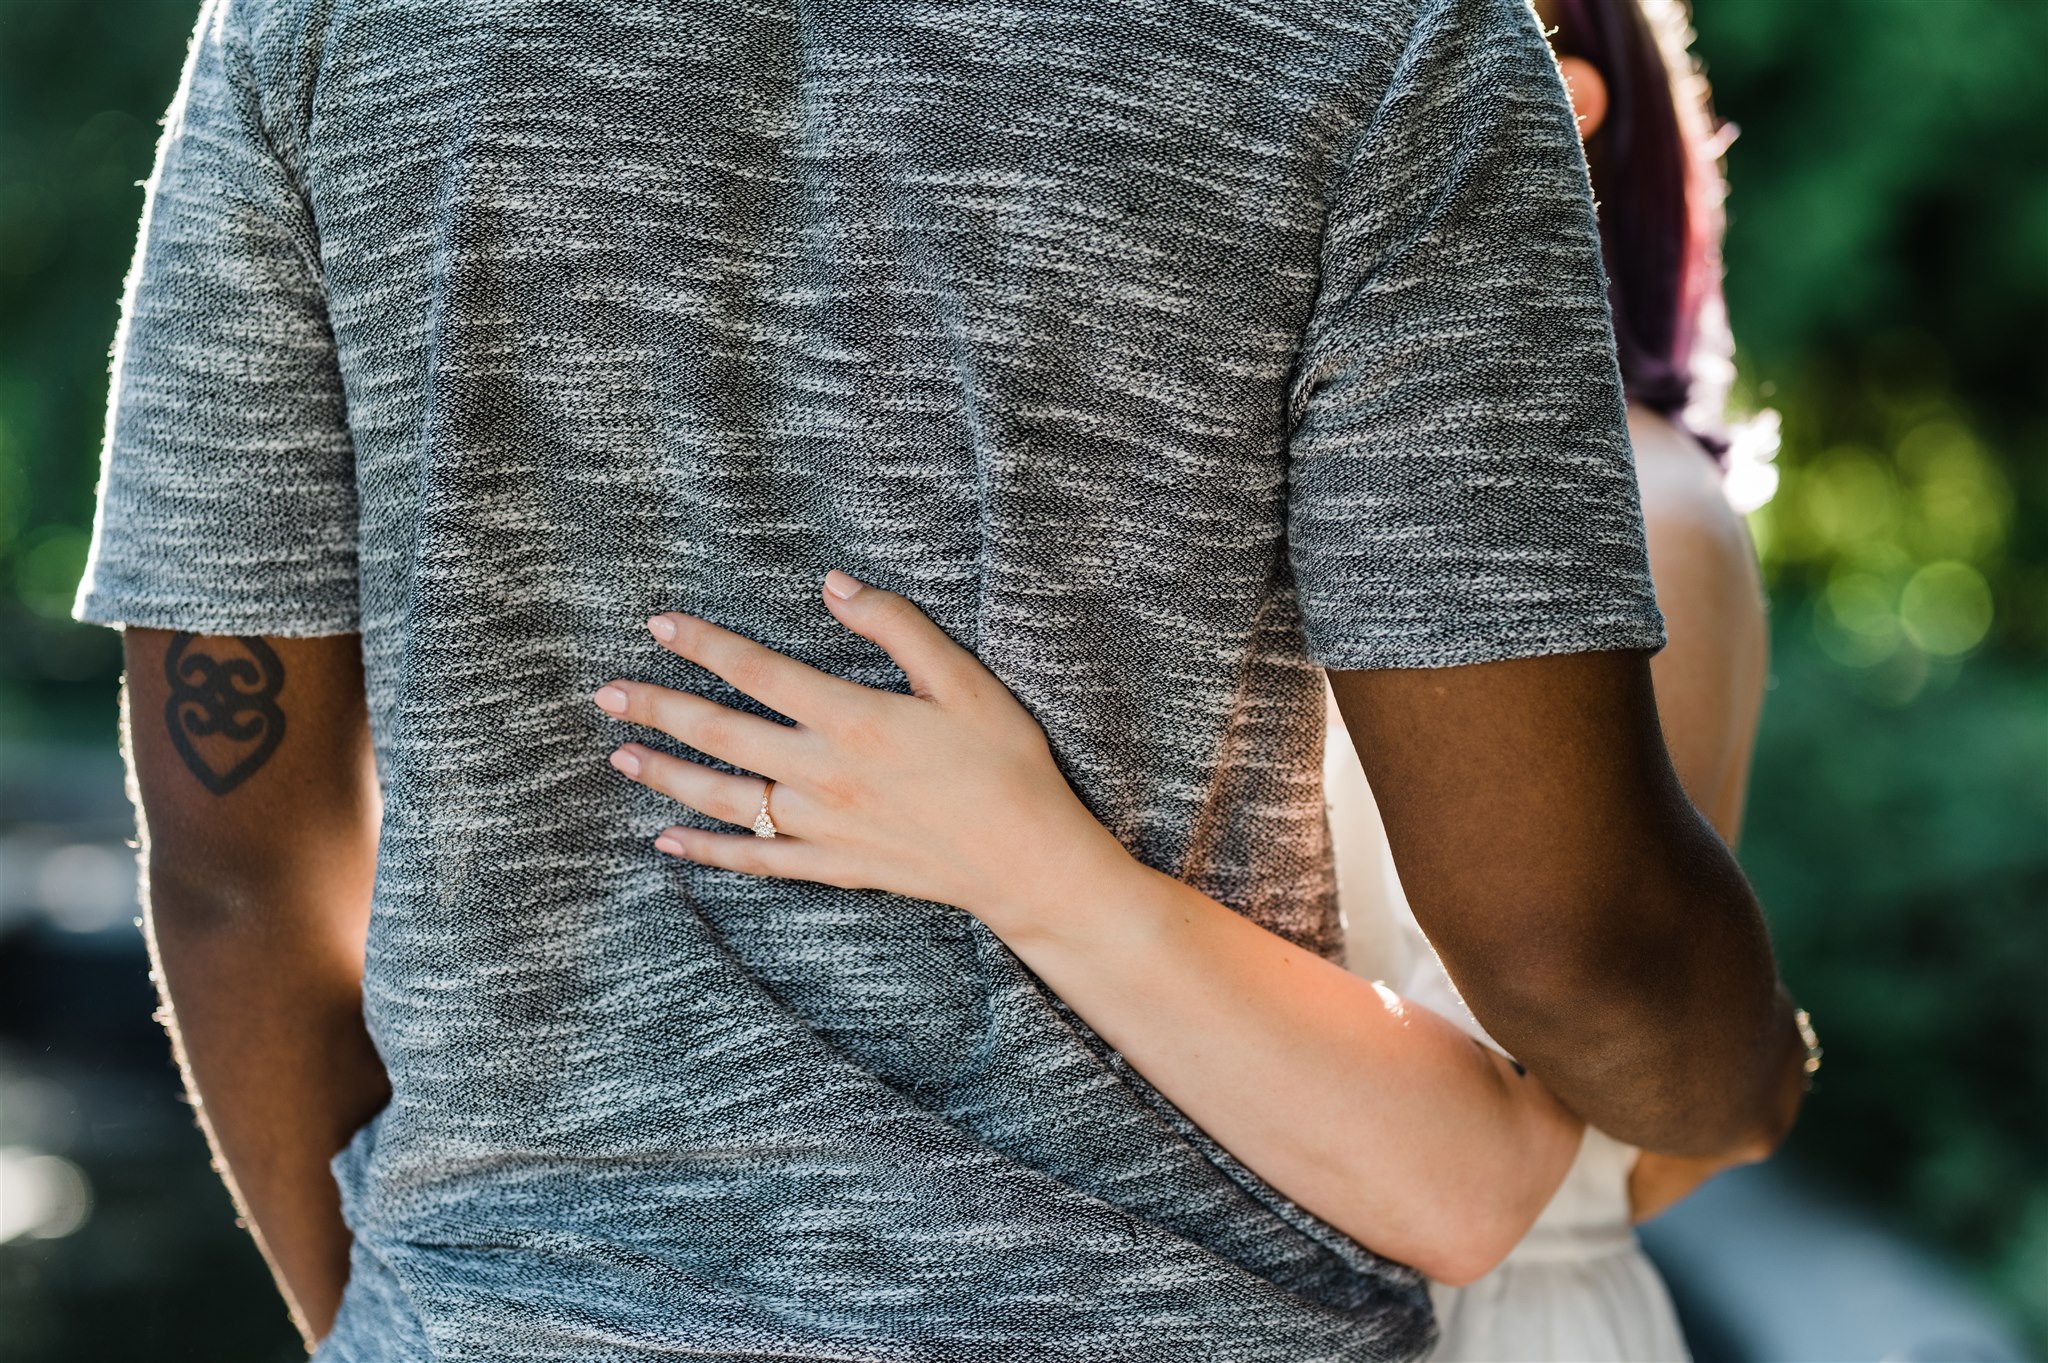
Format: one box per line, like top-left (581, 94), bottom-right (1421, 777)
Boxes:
top-left (164, 633), bottom-right (286, 795)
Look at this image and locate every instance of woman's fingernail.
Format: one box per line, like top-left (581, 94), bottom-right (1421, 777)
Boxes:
top-left (593, 685), bottom-right (628, 714)
top-left (608, 747), bottom-right (642, 777)
top-left (824, 570), bottom-right (865, 600)
top-left (654, 833), bottom-right (689, 858)
top-left (647, 615), bottom-right (677, 642)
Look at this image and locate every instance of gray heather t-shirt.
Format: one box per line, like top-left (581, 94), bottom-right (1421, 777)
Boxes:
top-left (76, 0), bottom-right (1666, 1357)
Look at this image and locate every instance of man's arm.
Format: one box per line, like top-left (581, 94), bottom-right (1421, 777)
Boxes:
top-left (1327, 650), bottom-right (1807, 1159)
top-left (121, 628), bottom-right (388, 1348)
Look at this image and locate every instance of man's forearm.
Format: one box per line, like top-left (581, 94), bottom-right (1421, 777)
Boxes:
top-left (146, 863), bottom-right (390, 1347)
top-left (1449, 808), bottom-right (1806, 1159)
top-left (1327, 652), bottom-right (1805, 1165)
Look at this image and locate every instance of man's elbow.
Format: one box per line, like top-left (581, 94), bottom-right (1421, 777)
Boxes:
top-left (142, 850), bottom-right (277, 937)
top-left (1452, 926), bottom-right (1801, 1159)
top-left (1523, 991), bottom-right (1798, 1158)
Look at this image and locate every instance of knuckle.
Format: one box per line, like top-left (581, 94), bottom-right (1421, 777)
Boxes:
top-left (827, 695), bottom-right (901, 749)
top-left (724, 649), bottom-right (770, 694)
top-left (808, 760), bottom-right (865, 809)
top-left (618, 682), bottom-right (656, 722)
top-left (670, 613), bottom-right (713, 653)
top-left (642, 686), bottom-right (686, 729)
top-left (658, 755), bottom-right (712, 806)
top-left (834, 707), bottom-right (890, 754)
top-left (683, 711), bottom-right (730, 754)
top-left (632, 745), bottom-right (676, 790)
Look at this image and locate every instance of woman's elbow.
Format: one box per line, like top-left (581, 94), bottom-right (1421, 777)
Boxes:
top-left (1330, 1163), bottom-right (1560, 1289)
top-left (1381, 1101), bottom-right (1584, 1286)
top-left (1400, 1202), bottom-right (1538, 1288)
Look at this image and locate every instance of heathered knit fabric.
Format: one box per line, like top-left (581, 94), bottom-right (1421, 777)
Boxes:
top-left (76, 0), bottom-right (1666, 1358)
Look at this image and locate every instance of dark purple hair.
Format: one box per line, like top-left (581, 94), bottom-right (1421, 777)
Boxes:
top-left (1545, 0), bottom-right (1735, 463)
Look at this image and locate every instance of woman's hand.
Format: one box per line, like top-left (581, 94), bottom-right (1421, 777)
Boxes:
top-left (592, 570), bottom-right (1136, 943)
top-left (1628, 1149), bottom-right (1748, 1224)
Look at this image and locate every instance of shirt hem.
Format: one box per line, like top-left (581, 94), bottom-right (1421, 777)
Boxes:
top-left (72, 589), bottom-right (361, 638)
top-left (1307, 618), bottom-right (1668, 671)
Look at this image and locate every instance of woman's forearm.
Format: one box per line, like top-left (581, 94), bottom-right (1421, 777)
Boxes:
top-left (994, 848), bottom-right (1583, 1287)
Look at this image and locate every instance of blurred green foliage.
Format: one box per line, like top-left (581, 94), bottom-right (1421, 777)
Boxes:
top-left (1683, 2), bottom-right (2047, 1345)
top-left (0, 0), bottom-right (2043, 1349)
top-left (1698, 0), bottom-right (2048, 664)
top-left (0, 0), bottom-right (163, 719)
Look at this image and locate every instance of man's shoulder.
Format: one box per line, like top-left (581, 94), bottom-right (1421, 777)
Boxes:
top-left (208, 0), bottom-right (328, 151)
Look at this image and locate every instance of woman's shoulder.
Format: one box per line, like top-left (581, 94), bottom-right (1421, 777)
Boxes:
top-left (1628, 408), bottom-right (1731, 517)
top-left (1626, 406), bottom-right (1761, 576)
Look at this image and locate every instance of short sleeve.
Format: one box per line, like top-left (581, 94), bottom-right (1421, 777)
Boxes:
top-left (73, 0), bottom-right (357, 636)
top-left (1285, 0), bottom-right (1666, 670)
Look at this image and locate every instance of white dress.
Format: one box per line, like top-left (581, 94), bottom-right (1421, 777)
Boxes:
top-left (1325, 691), bottom-right (1691, 1363)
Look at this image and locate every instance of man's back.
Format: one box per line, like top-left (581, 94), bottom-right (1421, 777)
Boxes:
top-left (78, 0), bottom-right (1666, 1356)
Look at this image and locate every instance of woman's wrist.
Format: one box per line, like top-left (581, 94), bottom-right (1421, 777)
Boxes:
top-left (962, 815), bottom-right (1169, 961)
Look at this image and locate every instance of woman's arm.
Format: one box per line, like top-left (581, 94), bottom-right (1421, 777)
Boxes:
top-left (591, 573), bottom-right (1581, 1286)
top-left (1630, 407), bottom-right (1769, 847)
top-left (971, 855), bottom-right (1585, 1288)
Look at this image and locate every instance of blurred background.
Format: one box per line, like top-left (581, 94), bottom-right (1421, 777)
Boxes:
top-left (0, 1), bottom-right (2042, 1359)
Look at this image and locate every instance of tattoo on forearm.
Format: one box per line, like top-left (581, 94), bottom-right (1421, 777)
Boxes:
top-left (164, 633), bottom-right (286, 795)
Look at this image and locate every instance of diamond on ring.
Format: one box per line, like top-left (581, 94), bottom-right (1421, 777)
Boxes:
top-left (752, 780), bottom-right (778, 839)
